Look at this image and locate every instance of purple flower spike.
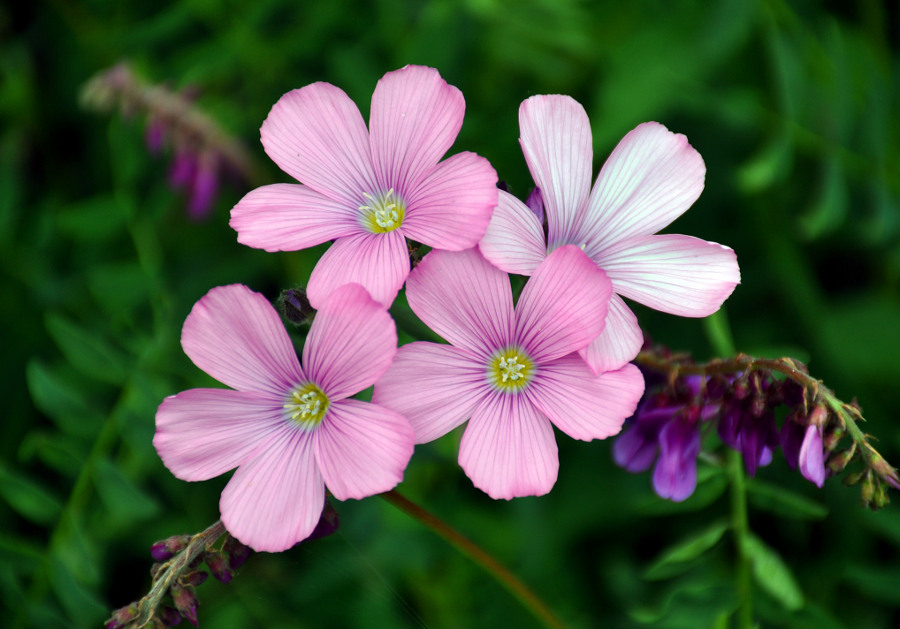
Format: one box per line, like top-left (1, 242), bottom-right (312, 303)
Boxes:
top-left (652, 418), bottom-right (701, 502)
top-left (740, 410), bottom-right (777, 477)
top-left (613, 405), bottom-right (677, 473)
top-left (799, 424), bottom-right (826, 488)
top-left (169, 149), bottom-right (197, 189)
top-left (780, 415), bottom-right (804, 470)
top-left (187, 154), bottom-right (220, 221)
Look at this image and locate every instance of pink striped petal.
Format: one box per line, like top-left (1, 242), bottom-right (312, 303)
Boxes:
top-left (402, 152), bottom-right (498, 250)
top-left (261, 83), bottom-right (377, 207)
top-left (154, 389), bottom-right (286, 482)
top-left (478, 190), bottom-right (547, 276)
top-left (302, 284), bottom-right (397, 400)
top-left (405, 248), bottom-right (514, 357)
top-left (373, 342), bottom-right (489, 444)
top-left (458, 392), bottom-right (558, 499)
top-left (220, 428), bottom-right (324, 552)
top-left (581, 122), bottom-right (706, 250)
top-left (181, 284), bottom-right (304, 395)
top-left (314, 399), bottom-right (414, 500)
top-left (230, 183), bottom-right (362, 252)
top-left (578, 294), bottom-right (643, 373)
top-left (596, 234), bottom-right (740, 316)
top-left (514, 245), bottom-right (612, 363)
top-left (369, 66), bottom-right (464, 196)
top-left (306, 231), bottom-right (410, 309)
top-left (519, 95), bottom-right (593, 247)
top-left (528, 358), bottom-right (644, 441)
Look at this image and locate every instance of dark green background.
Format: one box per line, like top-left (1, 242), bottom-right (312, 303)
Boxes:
top-left (3, 0), bottom-right (899, 627)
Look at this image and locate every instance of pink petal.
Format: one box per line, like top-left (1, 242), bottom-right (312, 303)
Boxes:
top-left (230, 183), bottom-right (362, 252)
top-left (154, 388), bottom-right (286, 481)
top-left (220, 428), bottom-right (324, 552)
top-left (306, 231), bottom-right (410, 309)
top-left (314, 399), bottom-right (415, 500)
top-left (405, 248), bottom-right (514, 356)
top-left (478, 190), bottom-right (547, 276)
top-left (402, 152), bottom-right (498, 250)
top-left (514, 245), bottom-right (612, 363)
top-left (528, 358), bottom-right (644, 441)
top-left (459, 392), bottom-right (558, 499)
top-left (578, 294), bottom-right (644, 373)
top-left (373, 342), bottom-right (489, 443)
top-left (595, 234), bottom-right (740, 316)
top-left (369, 65), bottom-right (464, 196)
top-left (580, 122), bottom-right (706, 251)
top-left (181, 284), bottom-right (304, 395)
top-left (518, 95), bottom-right (593, 247)
top-left (302, 283), bottom-right (397, 400)
top-left (261, 83), bottom-right (377, 207)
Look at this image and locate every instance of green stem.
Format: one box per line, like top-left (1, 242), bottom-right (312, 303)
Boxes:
top-left (727, 450), bottom-right (754, 629)
top-left (380, 490), bottom-right (569, 629)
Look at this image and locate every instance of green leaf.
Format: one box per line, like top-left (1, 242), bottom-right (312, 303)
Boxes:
top-left (48, 556), bottom-right (107, 626)
top-left (93, 457), bottom-right (160, 524)
top-left (44, 312), bottom-right (128, 385)
top-left (741, 533), bottom-right (804, 611)
top-left (0, 464), bottom-right (62, 525)
top-left (18, 431), bottom-right (85, 476)
top-left (644, 520), bottom-right (730, 580)
top-left (746, 478), bottom-right (828, 520)
top-left (25, 359), bottom-right (100, 437)
top-left (86, 261), bottom-right (150, 316)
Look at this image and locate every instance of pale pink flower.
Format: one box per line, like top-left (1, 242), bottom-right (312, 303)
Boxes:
top-left (154, 283), bottom-right (414, 552)
top-left (479, 95), bottom-right (741, 372)
top-left (230, 65), bottom-right (498, 308)
top-left (373, 246), bottom-right (644, 499)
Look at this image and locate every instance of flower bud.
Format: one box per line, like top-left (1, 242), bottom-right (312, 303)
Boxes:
top-left (279, 288), bottom-right (315, 326)
top-left (150, 535), bottom-right (191, 562)
top-left (182, 570), bottom-right (208, 587)
top-left (223, 534), bottom-right (252, 570)
top-left (105, 602), bottom-right (139, 629)
top-left (159, 605), bottom-right (182, 626)
top-left (860, 471), bottom-right (876, 507)
top-left (826, 444), bottom-right (856, 475)
top-left (171, 583), bottom-right (198, 626)
top-left (308, 500), bottom-right (340, 541)
top-left (205, 549), bottom-right (233, 583)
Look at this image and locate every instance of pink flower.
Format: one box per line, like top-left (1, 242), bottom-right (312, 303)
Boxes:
top-left (479, 95), bottom-right (741, 372)
top-left (154, 283), bottom-right (414, 552)
top-left (230, 65), bottom-right (498, 308)
top-left (373, 246), bottom-right (644, 499)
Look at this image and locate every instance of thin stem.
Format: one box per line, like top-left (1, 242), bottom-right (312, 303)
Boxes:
top-left (380, 490), bottom-right (569, 629)
top-left (727, 450), bottom-right (754, 629)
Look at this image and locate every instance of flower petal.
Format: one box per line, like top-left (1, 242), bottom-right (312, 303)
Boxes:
top-left (314, 399), bottom-right (414, 500)
top-left (405, 248), bottom-right (514, 356)
top-left (303, 283), bottom-right (397, 400)
top-left (402, 151), bottom-right (498, 250)
top-left (154, 389), bottom-right (286, 481)
top-left (581, 122), bottom-right (706, 250)
top-left (261, 82), bottom-right (377, 206)
top-left (528, 358), bottom-right (643, 441)
top-left (578, 294), bottom-right (643, 373)
top-left (514, 245), bottom-right (612, 363)
top-left (478, 189), bottom-right (547, 276)
top-left (458, 392), bottom-right (558, 499)
top-left (799, 425), bottom-right (825, 488)
top-left (652, 418), bottom-right (701, 502)
top-left (373, 342), bottom-right (488, 443)
top-left (369, 65), bottom-right (464, 195)
top-left (306, 231), bottom-right (410, 309)
top-left (595, 234), bottom-right (740, 317)
top-left (220, 427), bottom-right (324, 552)
top-left (181, 284), bottom-right (304, 395)
top-left (518, 95), bottom-right (593, 246)
top-left (230, 183), bottom-right (362, 252)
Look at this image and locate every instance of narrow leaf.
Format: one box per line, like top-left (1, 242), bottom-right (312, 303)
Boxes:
top-left (644, 520), bottom-right (730, 580)
top-left (741, 533), bottom-right (804, 611)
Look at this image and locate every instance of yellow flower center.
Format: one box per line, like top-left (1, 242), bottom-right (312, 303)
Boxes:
top-left (360, 188), bottom-right (405, 233)
top-left (488, 347), bottom-right (534, 392)
top-left (284, 383), bottom-right (329, 428)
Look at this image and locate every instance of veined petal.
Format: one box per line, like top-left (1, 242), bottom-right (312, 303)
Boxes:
top-left (261, 82), bottom-right (377, 206)
top-left (528, 358), bottom-right (643, 441)
top-left (230, 183), bottom-right (361, 252)
top-left (181, 284), bottom-right (304, 395)
top-left (369, 65), bottom-right (464, 195)
top-left (403, 152), bottom-right (498, 250)
top-left (405, 248), bottom-right (514, 356)
top-left (514, 245), bottom-right (611, 363)
top-left (303, 284), bottom-right (397, 400)
top-left (578, 294), bottom-right (643, 373)
top-left (595, 234), bottom-right (740, 316)
top-left (458, 392), bottom-right (558, 499)
top-left (306, 231), bottom-right (410, 309)
top-left (519, 95), bottom-right (593, 246)
top-left (373, 342), bottom-right (489, 444)
top-left (314, 399), bottom-right (414, 500)
top-left (220, 428), bottom-right (324, 552)
top-left (581, 122), bottom-right (706, 250)
top-left (154, 389), bottom-right (286, 482)
top-left (478, 190), bottom-right (547, 276)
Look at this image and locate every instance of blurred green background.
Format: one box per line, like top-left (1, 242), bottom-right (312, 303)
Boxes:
top-left (3, 0), bottom-right (900, 627)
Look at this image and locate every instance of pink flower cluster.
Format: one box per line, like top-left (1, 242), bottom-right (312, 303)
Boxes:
top-left (154, 66), bottom-right (740, 552)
